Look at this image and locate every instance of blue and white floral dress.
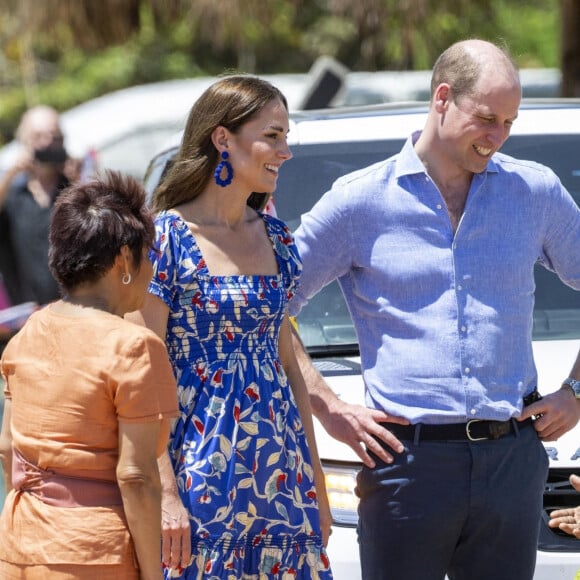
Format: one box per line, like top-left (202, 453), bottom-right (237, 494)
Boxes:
top-left (148, 211), bottom-right (332, 580)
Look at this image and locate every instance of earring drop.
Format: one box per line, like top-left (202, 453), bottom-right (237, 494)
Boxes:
top-left (214, 151), bottom-right (234, 187)
top-left (122, 272), bottom-right (132, 285)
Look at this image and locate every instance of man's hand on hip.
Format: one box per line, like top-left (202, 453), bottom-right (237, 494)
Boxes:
top-left (320, 397), bottom-right (409, 468)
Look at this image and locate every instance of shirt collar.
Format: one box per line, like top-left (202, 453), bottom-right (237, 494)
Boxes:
top-left (395, 130), bottom-right (501, 179)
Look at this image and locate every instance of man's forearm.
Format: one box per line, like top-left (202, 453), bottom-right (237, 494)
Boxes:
top-left (290, 326), bottom-right (338, 418)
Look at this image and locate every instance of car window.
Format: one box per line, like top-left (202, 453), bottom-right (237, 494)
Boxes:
top-left (275, 135), bottom-right (580, 348)
top-left (143, 147), bottom-right (178, 203)
top-left (275, 140), bottom-right (403, 351)
top-left (502, 134), bottom-right (580, 340)
top-left (144, 132), bottom-right (580, 350)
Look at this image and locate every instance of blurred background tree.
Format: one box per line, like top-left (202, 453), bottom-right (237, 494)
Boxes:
top-left (0, 0), bottom-right (570, 145)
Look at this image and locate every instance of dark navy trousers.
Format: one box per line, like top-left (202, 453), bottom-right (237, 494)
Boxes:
top-left (356, 421), bottom-right (549, 580)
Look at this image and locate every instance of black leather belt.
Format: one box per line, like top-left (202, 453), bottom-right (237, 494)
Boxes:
top-left (383, 417), bottom-right (533, 442)
top-left (382, 388), bottom-right (540, 443)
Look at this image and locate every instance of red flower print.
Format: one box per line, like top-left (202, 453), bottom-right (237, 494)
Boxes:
top-left (211, 368), bottom-right (223, 386)
top-left (276, 473), bottom-right (287, 491)
top-left (245, 385), bottom-right (260, 401)
top-left (195, 362), bottom-right (208, 381)
top-left (191, 291), bottom-right (204, 309)
top-left (233, 403), bottom-right (240, 422)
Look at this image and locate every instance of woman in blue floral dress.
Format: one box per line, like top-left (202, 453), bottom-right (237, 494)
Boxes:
top-left (129, 76), bottom-right (332, 579)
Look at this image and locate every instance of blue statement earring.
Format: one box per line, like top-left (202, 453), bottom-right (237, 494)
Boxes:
top-left (214, 151), bottom-right (233, 187)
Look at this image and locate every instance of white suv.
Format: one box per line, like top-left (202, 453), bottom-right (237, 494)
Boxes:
top-left (144, 99), bottom-right (580, 580)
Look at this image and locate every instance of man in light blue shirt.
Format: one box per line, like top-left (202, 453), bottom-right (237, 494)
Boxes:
top-left (290, 39), bottom-right (580, 580)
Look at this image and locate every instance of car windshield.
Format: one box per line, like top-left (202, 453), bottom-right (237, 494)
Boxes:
top-left (144, 130), bottom-right (580, 353)
top-left (274, 133), bottom-right (580, 351)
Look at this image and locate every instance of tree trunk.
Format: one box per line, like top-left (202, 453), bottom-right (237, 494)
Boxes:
top-left (560, 0), bottom-right (580, 97)
top-left (19, 0), bottom-right (39, 107)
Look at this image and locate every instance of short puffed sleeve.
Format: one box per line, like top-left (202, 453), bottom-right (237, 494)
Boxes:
top-left (263, 213), bottom-right (303, 301)
top-left (147, 211), bottom-right (199, 309)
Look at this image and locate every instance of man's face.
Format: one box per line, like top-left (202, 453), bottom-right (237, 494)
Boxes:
top-left (21, 110), bottom-right (66, 165)
top-left (439, 70), bottom-right (521, 175)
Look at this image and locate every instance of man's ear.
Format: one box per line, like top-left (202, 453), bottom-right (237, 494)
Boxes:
top-left (434, 83), bottom-right (451, 112)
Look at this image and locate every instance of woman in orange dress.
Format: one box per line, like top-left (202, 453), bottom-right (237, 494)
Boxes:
top-left (0, 170), bottom-right (178, 579)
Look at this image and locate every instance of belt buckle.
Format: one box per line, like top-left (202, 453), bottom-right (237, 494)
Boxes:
top-left (466, 419), bottom-right (487, 442)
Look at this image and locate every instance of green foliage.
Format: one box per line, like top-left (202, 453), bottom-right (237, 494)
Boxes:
top-left (494, 0), bottom-right (559, 67)
top-left (302, 16), bottom-right (358, 61)
top-left (0, 0), bottom-right (563, 145)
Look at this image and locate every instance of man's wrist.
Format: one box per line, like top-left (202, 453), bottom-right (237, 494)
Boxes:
top-left (562, 377), bottom-right (580, 399)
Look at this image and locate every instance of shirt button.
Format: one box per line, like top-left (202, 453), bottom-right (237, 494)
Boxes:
top-left (457, 285), bottom-right (463, 291)
top-left (464, 367), bottom-right (470, 374)
top-left (470, 408), bottom-right (477, 415)
top-left (461, 325), bottom-right (467, 332)
top-left (436, 204), bottom-right (442, 210)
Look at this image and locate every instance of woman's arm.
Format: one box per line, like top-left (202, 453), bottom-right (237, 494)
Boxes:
top-left (157, 450), bottom-right (191, 570)
top-left (279, 314), bottom-right (332, 546)
top-left (125, 293), bottom-right (170, 340)
top-left (117, 420), bottom-right (165, 580)
top-left (0, 397), bottom-right (13, 493)
top-left (125, 294), bottom-right (192, 571)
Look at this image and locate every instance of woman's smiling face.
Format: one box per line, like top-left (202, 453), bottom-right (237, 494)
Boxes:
top-left (228, 98), bottom-right (293, 194)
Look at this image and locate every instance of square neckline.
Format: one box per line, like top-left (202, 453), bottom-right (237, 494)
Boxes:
top-left (163, 210), bottom-right (284, 281)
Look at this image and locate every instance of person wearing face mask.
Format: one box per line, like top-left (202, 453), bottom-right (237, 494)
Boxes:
top-left (0, 105), bottom-right (80, 309)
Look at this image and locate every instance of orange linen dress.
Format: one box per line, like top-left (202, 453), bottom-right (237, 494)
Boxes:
top-left (0, 306), bottom-right (178, 579)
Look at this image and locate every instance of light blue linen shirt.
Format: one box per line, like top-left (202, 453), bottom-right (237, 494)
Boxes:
top-left (289, 132), bottom-right (580, 424)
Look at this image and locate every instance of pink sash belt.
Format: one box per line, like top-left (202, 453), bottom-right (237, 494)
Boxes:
top-left (12, 448), bottom-right (123, 507)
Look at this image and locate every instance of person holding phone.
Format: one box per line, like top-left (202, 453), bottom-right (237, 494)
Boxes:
top-left (0, 105), bottom-right (80, 308)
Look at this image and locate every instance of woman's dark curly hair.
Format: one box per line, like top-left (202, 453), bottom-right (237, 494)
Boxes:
top-left (49, 170), bottom-right (155, 292)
